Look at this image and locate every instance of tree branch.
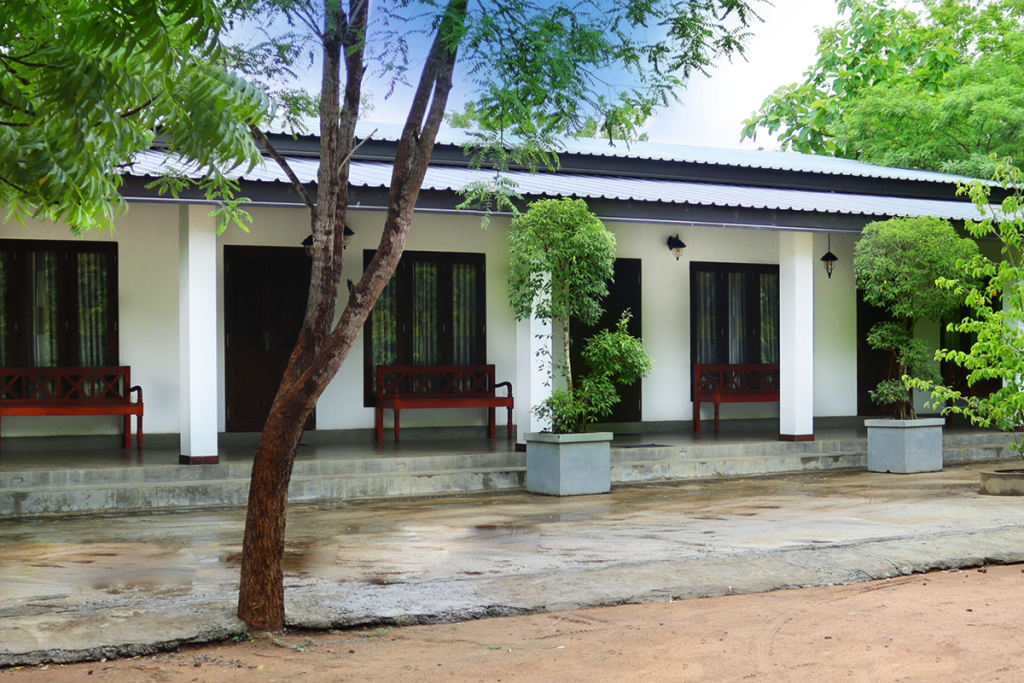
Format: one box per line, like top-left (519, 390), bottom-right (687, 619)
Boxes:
top-left (249, 124), bottom-right (317, 219)
top-left (119, 96), bottom-right (160, 120)
top-left (0, 174), bottom-right (27, 193)
top-left (340, 127), bottom-right (376, 168)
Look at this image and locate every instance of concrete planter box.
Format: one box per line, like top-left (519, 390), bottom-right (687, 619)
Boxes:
top-left (865, 418), bottom-right (944, 473)
top-left (979, 469), bottom-right (1024, 496)
top-left (525, 432), bottom-right (612, 496)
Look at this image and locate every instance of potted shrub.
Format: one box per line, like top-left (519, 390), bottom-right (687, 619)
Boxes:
top-left (508, 198), bottom-right (652, 495)
top-left (906, 159), bottom-right (1024, 492)
top-left (854, 216), bottom-right (979, 473)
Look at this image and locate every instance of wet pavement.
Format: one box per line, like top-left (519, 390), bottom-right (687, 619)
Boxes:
top-left (3, 461), bottom-right (1024, 665)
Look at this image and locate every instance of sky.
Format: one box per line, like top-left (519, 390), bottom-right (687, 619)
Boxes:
top-left (265, 1), bottom-right (843, 151)
top-left (645, 1), bottom-right (842, 149)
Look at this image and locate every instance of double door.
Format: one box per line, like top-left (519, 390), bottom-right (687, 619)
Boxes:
top-left (225, 246), bottom-right (315, 432)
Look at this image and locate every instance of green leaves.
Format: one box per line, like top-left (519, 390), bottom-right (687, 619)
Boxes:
top-left (1, 0), bottom-right (269, 233)
top-left (534, 311), bottom-right (653, 434)
top-left (507, 198), bottom-right (615, 326)
top-left (854, 215), bottom-right (979, 418)
top-left (909, 159), bottom-right (1024, 454)
top-left (508, 200), bottom-right (649, 433)
top-left (742, 0), bottom-right (1024, 174)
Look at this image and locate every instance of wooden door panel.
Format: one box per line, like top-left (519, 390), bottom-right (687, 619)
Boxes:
top-left (225, 246), bottom-right (315, 432)
top-left (570, 258), bottom-right (643, 424)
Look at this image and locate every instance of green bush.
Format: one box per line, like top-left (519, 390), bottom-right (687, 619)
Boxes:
top-left (854, 216), bottom-right (980, 419)
top-left (508, 199), bottom-right (652, 433)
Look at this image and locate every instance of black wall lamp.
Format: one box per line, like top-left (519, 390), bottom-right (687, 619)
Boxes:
top-left (667, 234), bottom-right (687, 260)
top-left (821, 233), bottom-right (838, 279)
top-left (302, 225), bottom-right (354, 257)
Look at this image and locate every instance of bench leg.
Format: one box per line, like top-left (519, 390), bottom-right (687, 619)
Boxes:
top-left (123, 415), bottom-right (131, 449)
top-left (714, 401), bottom-right (721, 434)
top-left (488, 407), bottom-right (496, 439)
top-left (137, 413), bottom-right (143, 450)
top-left (394, 409), bottom-right (401, 443)
top-left (507, 406), bottom-right (514, 440)
top-left (375, 408), bottom-right (383, 442)
top-left (694, 402), bottom-right (701, 433)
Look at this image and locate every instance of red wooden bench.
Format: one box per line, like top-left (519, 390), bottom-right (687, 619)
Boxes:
top-left (375, 364), bottom-right (514, 442)
top-left (693, 363), bottom-right (780, 433)
top-left (0, 367), bottom-right (144, 451)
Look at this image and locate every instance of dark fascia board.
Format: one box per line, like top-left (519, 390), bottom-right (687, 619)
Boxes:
top-left (250, 131), bottom-right (993, 204)
top-left (120, 174), bottom-right (912, 234)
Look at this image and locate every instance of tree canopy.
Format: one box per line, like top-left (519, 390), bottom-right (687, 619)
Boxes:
top-left (0, 0), bottom-right (270, 232)
top-left (741, 0), bottom-right (1024, 176)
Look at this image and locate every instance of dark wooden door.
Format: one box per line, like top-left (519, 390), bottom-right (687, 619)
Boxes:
top-left (570, 258), bottom-right (643, 424)
top-left (225, 246), bottom-right (315, 432)
top-left (856, 289), bottom-right (895, 416)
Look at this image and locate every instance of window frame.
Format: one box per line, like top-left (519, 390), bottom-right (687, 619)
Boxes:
top-left (0, 239), bottom-right (119, 368)
top-left (689, 261), bottom-right (779, 367)
top-left (363, 250), bottom-right (487, 406)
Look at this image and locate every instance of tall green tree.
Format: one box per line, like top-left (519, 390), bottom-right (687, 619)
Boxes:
top-left (229, 0), bottom-right (764, 630)
top-left (908, 159), bottom-right (1024, 449)
top-left (741, 0), bottom-right (1024, 176)
top-left (0, 0), bottom-right (269, 232)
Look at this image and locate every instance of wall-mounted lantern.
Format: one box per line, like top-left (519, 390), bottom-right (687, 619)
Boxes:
top-left (302, 225), bottom-right (355, 258)
top-left (667, 234), bottom-right (687, 260)
top-left (820, 233), bottom-right (838, 279)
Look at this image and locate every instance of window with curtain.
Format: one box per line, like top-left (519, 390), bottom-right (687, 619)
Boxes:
top-left (364, 251), bottom-right (486, 405)
top-left (690, 262), bottom-right (779, 367)
top-left (0, 240), bottom-right (118, 368)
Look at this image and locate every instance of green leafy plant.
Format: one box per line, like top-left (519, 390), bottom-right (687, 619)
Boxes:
top-left (742, 0), bottom-right (1024, 177)
top-left (906, 158), bottom-right (1024, 458)
top-left (508, 198), bottom-right (652, 433)
top-left (853, 215), bottom-right (980, 419)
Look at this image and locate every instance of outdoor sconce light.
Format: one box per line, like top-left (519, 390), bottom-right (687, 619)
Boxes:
top-left (667, 234), bottom-right (687, 260)
top-left (302, 225), bottom-right (355, 257)
top-left (821, 233), bottom-right (838, 279)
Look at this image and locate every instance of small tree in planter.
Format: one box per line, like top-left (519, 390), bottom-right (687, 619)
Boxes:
top-left (508, 198), bottom-right (652, 494)
top-left (854, 215), bottom-right (980, 472)
top-left (906, 158), bottom-right (1024, 490)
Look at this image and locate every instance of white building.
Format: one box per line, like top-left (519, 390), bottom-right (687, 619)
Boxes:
top-left (0, 124), bottom-right (996, 463)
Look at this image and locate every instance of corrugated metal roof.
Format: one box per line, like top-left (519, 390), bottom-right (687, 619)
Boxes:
top-left (128, 150), bottom-right (989, 222)
top-left (261, 119), bottom-right (980, 185)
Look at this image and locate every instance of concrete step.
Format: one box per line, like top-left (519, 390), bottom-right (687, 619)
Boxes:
top-left (2, 432), bottom-right (1018, 518)
top-left (614, 451), bottom-right (868, 482)
top-left (0, 465), bottom-right (528, 517)
top-left (0, 451), bottom-right (526, 489)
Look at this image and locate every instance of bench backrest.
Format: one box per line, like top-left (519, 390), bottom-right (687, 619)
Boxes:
top-left (694, 364), bottom-right (780, 396)
top-left (0, 367), bottom-right (133, 402)
top-left (377, 365), bottom-right (498, 399)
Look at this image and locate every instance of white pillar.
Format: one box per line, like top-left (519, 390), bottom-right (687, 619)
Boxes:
top-left (779, 231), bottom-right (815, 441)
top-left (515, 315), bottom-right (553, 447)
top-left (179, 204), bottom-right (220, 464)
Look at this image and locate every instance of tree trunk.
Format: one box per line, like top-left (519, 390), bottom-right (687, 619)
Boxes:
top-left (236, 0), bottom-right (468, 631)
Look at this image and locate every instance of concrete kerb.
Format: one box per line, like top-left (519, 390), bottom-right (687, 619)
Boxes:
top-left (4, 526), bottom-right (1024, 667)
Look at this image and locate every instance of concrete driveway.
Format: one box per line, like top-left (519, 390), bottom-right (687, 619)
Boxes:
top-left (3, 461), bottom-right (1024, 665)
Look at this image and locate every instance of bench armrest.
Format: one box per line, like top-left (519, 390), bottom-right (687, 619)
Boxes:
top-left (129, 385), bottom-right (143, 403)
top-left (494, 381), bottom-right (513, 397)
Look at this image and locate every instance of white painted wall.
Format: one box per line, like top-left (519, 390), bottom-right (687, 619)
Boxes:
top-left (814, 231), bottom-right (858, 417)
top-left (2, 202), bottom-right (865, 438)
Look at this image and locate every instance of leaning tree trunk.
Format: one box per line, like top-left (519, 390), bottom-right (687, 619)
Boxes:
top-left (237, 0), bottom-right (468, 631)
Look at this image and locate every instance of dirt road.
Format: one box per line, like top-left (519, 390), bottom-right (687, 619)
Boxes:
top-left (5, 564), bottom-right (1023, 682)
